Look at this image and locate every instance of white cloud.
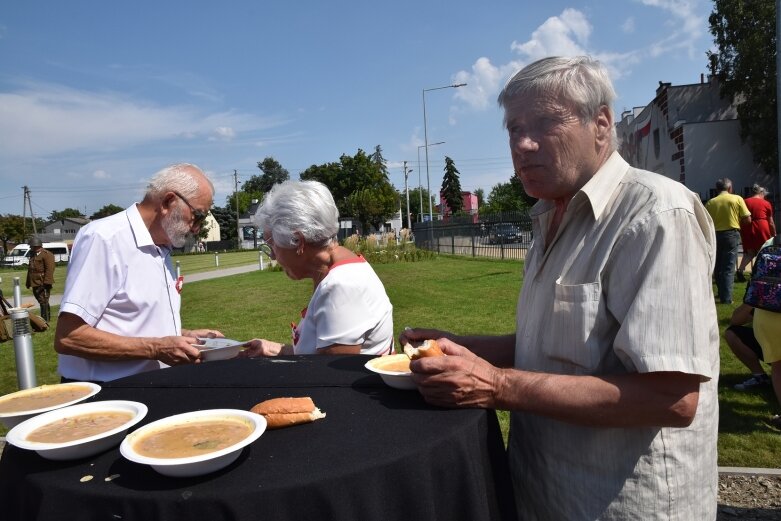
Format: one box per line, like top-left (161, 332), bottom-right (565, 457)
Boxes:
top-left (450, 2), bottom-right (707, 112)
top-left (0, 81), bottom-right (282, 158)
top-left (92, 169), bottom-right (109, 179)
top-left (210, 126), bottom-right (236, 141)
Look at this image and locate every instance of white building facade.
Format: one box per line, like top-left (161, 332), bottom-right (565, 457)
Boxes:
top-left (616, 76), bottom-right (777, 205)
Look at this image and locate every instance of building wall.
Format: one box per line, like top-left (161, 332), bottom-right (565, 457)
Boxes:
top-left (617, 78), bottom-right (777, 205)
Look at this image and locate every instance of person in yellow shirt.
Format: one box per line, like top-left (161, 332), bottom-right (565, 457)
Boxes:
top-left (705, 178), bottom-right (750, 304)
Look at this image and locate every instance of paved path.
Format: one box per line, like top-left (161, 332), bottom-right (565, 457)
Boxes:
top-left (14, 263), bottom-right (264, 309)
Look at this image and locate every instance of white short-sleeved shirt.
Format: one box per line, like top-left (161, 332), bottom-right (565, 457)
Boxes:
top-left (510, 152), bottom-right (720, 520)
top-left (292, 257), bottom-right (394, 355)
top-left (58, 204), bottom-right (181, 382)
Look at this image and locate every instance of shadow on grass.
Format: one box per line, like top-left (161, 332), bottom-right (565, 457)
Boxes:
top-left (718, 377), bottom-right (778, 435)
top-left (460, 271), bottom-right (514, 281)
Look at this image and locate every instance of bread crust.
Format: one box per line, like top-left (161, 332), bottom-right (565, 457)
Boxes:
top-left (403, 339), bottom-right (445, 360)
top-left (250, 397), bottom-right (326, 429)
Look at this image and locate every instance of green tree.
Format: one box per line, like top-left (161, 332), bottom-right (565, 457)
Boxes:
top-left (0, 214), bottom-right (27, 253)
top-left (402, 187), bottom-right (433, 224)
top-left (348, 184), bottom-right (398, 232)
top-left (474, 188), bottom-right (485, 208)
top-left (90, 204), bottom-right (124, 220)
top-left (440, 156), bottom-right (463, 214)
top-left (301, 149), bottom-right (396, 227)
top-left (245, 157), bottom-right (290, 194)
top-left (708, 0), bottom-right (777, 174)
top-left (369, 145), bottom-right (389, 177)
top-left (49, 208), bottom-right (84, 221)
top-left (482, 176), bottom-right (536, 214)
top-left (210, 206), bottom-right (236, 243)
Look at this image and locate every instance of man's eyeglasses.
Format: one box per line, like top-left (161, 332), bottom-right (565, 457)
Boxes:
top-left (173, 191), bottom-right (208, 224)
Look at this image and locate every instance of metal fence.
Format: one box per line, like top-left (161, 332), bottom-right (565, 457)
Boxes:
top-left (412, 210), bottom-right (534, 260)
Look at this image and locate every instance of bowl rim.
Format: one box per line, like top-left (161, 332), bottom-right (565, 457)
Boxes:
top-left (6, 400), bottom-right (148, 451)
top-left (0, 382), bottom-right (102, 420)
top-left (120, 409), bottom-right (266, 467)
top-left (364, 354), bottom-right (412, 376)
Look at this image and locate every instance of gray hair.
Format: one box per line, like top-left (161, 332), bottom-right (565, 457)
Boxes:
top-left (752, 183), bottom-right (766, 195)
top-left (256, 180), bottom-right (339, 249)
top-left (498, 56), bottom-right (617, 147)
top-left (716, 178), bottom-right (732, 192)
top-left (146, 163), bottom-right (214, 200)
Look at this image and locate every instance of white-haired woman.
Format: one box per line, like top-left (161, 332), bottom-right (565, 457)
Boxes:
top-left (738, 184), bottom-right (776, 280)
top-left (243, 180), bottom-right (394, 356)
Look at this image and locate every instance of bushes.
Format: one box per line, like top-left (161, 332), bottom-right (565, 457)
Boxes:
top-left (342, 233), bottom-right (436, 264)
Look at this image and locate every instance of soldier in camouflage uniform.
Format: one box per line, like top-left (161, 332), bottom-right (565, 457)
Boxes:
top-left (25, 237), bottom-right (55, 323)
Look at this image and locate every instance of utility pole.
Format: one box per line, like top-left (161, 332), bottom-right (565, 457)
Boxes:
top-left (22, 186), bottom-right (37, 237)
top-left (403, 162), bottom-right (412, 230)
top-left (234, 170), bottom-right (240, 250)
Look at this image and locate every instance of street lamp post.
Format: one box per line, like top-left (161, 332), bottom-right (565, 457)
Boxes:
top-left (417, 142), bottom-right (445, 222)
top-left (423, 83), bottom-right (466, 223)
top-left (403, 161), bottom-right (413, 230)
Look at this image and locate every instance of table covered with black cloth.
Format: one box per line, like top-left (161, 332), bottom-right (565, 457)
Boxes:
top-left (0, 355), bottom-right (516, 521)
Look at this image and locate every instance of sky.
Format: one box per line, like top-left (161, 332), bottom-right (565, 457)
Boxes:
top-left (0, 0), bottom-right (717, 219)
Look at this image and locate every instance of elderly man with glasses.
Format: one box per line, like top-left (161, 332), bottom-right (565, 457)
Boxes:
top-left (54, 163), bottom-right (224, 383)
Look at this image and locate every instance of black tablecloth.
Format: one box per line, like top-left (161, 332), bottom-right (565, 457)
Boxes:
top-left (0, 355), bottom-right (516, 521)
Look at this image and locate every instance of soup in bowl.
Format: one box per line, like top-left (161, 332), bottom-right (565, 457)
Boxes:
top-left (120, 409), bottom-right (267, 477)
top-left (6, 400), bottom-right (147, 460)
top-left (365, 354), bottom-right (416, 390)
top-left (0, 382), bottom-right (101, 428)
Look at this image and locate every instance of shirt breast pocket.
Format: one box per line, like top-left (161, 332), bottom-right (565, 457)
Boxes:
top-left (543, 279), bottom-right (602, 371)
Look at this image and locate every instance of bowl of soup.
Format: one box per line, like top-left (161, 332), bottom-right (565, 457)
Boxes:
top-left (120, 409), bottom-right (267, 477)
top-left (365, 354), bottom-right (416, 390)
top-left (0, 382), bottom-right (102, 428)
top-left (5, 400), bottom-right (147, 460)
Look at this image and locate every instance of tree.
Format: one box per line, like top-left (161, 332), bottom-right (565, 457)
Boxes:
top-left (401, 187), bottom-right (433, 224)
top-left (90, 204), bottom-right (124, 220)
top-left (245, 157), bottom-right (290, 194)
top-left (482, 176), bottom-right (536, 214)
top-left (708, 0), bottom-right (777, 174)
top-left (440, 156), bottom-right (463, 214)
top-left (210, 206), bottom-right (237, 243)
top-left (49, 208), bottom-right (83, 222)
top-left (0, 214), bottom-right (27, 253)
top-left (301, 149), bottom-right (397, 228)
top-left (348, 184), bottom-right (398, 232)
top-left (369, 145), bottom-right (389, 178)
top-left (474, 188), bottom-right (485, 208)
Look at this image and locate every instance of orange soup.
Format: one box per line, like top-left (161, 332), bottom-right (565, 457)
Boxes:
top-left (133, 419), bottom-right (252, 459)
top-left (26, 411), bottom-right (134, 443)
top-left (0, 385), bottom-right (94, 414)
top-left (377, 358), bottom-right (411, 373)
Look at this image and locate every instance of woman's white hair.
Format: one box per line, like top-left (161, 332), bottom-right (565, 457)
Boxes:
top-left (497, 56), bottom-right (617, 148)
top-left (146, 163), bottom-right (213, 200)
top-left (256, 180), bottom-right (339, 249)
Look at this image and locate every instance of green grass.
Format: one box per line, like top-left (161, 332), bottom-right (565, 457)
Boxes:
top-left (1, 253), bottom-right (779, 467)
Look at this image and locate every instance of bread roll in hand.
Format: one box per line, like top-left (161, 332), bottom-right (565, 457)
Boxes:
top-left (251, 397), bottom-right (326, 429)
top-left (403, 339), bottom-right (445, 360)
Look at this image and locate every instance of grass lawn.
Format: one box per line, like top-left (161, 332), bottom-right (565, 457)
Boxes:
top-left (1, 253), bottom-right (779, 467)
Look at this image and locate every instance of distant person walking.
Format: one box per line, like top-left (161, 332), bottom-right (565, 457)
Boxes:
top-left (705, 178), bottom-right (751, 303)
top-left (25, 237), bottom-right (55, 323)
top-left (737, 184), bottom-right (776, 281)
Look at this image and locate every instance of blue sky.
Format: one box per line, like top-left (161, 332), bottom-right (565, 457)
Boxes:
top-left (0, 0), bottom-right (715, 218)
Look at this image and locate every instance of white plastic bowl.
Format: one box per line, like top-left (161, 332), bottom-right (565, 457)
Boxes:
top-left (365, 354), bottom-right (417, 390)
top-left (0, 382), bottom-right (102, 429)
top-left (6, 400), bottom-right (148, 461)
top-left (195, 338), bottom-right (244, 362)
top-left (120, 409), bottom-right (267, 477)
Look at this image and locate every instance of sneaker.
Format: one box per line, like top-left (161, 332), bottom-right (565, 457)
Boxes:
top-left (736, 271), bottom-right (746, 282)
top-left (766, 415), bottom-right (781, 431)
top-left (734, 374), bottom-right (771, 390)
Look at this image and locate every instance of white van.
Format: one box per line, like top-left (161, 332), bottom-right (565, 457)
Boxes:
top-left (1, 242), bottom-right (70, 267)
